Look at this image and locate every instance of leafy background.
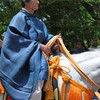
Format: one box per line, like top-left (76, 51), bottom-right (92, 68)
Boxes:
top-left (0, 0), bottom-right (100, 51)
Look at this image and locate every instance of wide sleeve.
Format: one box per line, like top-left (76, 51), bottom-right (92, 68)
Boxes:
top-left (0, 12), bottom-right (46, 100)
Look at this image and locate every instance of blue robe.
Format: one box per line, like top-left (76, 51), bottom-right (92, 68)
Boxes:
top-left (0, 10), bottom-right (53, 100)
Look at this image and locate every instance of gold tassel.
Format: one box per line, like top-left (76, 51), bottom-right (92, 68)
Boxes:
top-left (44, 84), bottom-right (54, 100)
top-left (44, 56), bottom-right (60, 100)
top-left (43, 74), bottom-right (54, 100)
top-left (60, 82), bottom-right (67, 100)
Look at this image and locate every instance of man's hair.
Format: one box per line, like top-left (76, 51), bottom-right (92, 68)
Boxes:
top-left (20, 0), bottom-right (30, 2)
top-left (20, 0), bottom-right (30, 7)
top-left (21, 1), bottom-right (25, 7)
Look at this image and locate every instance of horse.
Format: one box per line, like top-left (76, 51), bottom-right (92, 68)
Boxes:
top-left (57, 50), bottom-right (100, 100)
top-left (0, 35), bottom-right (100, 100)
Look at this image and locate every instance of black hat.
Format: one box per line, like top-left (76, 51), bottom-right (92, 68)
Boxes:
top-left (20, 0), bottom-right (30, 2)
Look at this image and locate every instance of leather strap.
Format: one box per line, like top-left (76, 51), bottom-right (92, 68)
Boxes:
top-left (45, 36), bottom-right (100, 89)
top-left (58, 38), bottom-right (100, 89)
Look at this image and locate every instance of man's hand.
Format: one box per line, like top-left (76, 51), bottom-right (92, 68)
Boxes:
top-left (55, 33), bottom-right (62, 44)
top-left (40, 44), bottom-right (50, 56)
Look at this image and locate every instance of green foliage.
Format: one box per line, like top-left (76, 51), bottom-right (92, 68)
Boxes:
top-left (0, 0), bottom-right (21, 39)
top-left (0, 0), bottom-right (100, 50)
top-left (38, 0), bottom-right (100, 50)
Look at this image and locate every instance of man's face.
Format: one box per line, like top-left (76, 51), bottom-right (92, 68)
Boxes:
top-left (30, 0), bottom-right (39, 11)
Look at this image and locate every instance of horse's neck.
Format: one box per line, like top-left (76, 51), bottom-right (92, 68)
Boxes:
top-left (77, 57), bottom-right (100, 91)
top-left (71, 51), bottom-right (100, 63)
top-left (60, 51), bottom-right (100, 92)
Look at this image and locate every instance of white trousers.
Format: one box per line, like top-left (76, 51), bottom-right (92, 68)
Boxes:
top-left (30, 80), bottom-right (44, 100)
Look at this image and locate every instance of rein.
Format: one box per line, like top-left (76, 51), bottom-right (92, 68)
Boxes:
top-left (58, 38), bottom-right (100, 89)
top-left (45, 36), bottom-right (100, 90)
